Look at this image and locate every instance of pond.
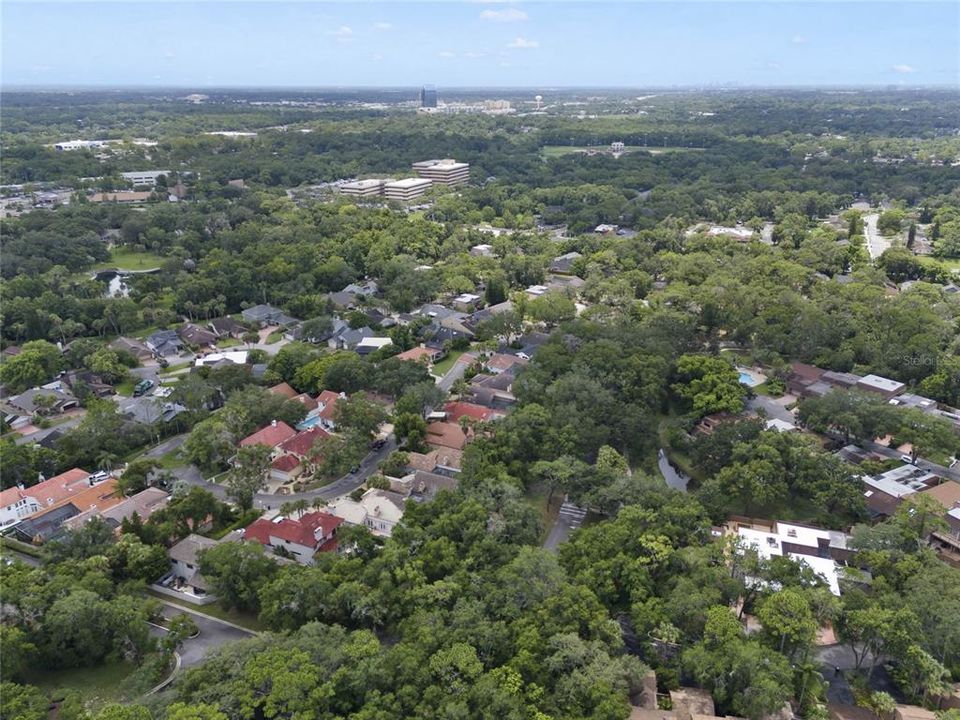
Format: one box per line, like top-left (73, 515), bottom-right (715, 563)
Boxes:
top-left (658, 448), bottom-right (691, 492)
top-left (97, 270), bottom-right (130, 297)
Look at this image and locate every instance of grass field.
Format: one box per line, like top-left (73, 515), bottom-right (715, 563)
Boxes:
top-left (265, 330), bottom-right (285, 344)
top-left (917, 255), bottom-right (960, 273)
top-left (147, 590), bottom-right (265, 632)
top-left (431, 350), bottom-right (466, 376)
top-left (32, 661), bottom-right (137, 707)
top-left (540, 145), bottom-right (704, 159)
top-left (92, 248), bottom-right (166, 272)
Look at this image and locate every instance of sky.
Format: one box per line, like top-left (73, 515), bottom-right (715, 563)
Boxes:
top-left (2, 1), bottom-right (957, 88)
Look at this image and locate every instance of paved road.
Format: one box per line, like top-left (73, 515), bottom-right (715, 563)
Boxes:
top-left (172, 434), bottom-right (398, 507)
top-left (543, 499), bottom-right (587, 551)
top-left (13, 414), bottom-right (85, 446)
top-left (438, 353), bottom-right (476, 393)
top-left (154, 603), bottom-right (255, 668)
top-left (747, 395), bottom-right (796, 424)
top-left (863, 213), bottom-right (890, 260)
top-left (145, 433), bottom-right (189, 460)
top-left (832, 433), bottom-right (960, 483)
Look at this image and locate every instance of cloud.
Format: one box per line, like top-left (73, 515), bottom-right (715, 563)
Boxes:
top-left (464, 51), bottom-right (486, 59)
top-left (480, 8), bottom-right (528, 22)
top-left (373, 22), bottom-right (392, 31)
top-left (438, 51), bottom-right (456, 58)
top-left (791, 35), bottom-right (807, 44)
top-left (507, 36), bottom-right (539, 49)
top-left (328, 25), bottom-right (353, 41)
top-left (892, 64), bottom-right (916, 74)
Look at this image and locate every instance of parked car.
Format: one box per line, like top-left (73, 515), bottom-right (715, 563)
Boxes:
top-left (900, 454), bottom-right (915, 465)
top-left (133, 379), bottom-right (155, 396)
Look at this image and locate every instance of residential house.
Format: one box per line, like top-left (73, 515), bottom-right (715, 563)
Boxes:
top-left (395, 345), bottom-right (444, 366)
top-left (862, 464), bottom-right (941, 517)
top-left (243, 511), bottom-right (343, 564)
top-left (65, 487), bottom-right (170, 533)
top-left (167, 534), bottom-right (219, 598)
top-left (116, 396), bottom-right (188, 425)
top-left (452, 293), bottom-right (482, 312)
top-left (291, 393), bottom-right (320, 419)
top-left (856, 374), bottom-right (905, 399)
top-left (193, 351), bottom-right (248, 369)
top-left (145, 329), bottom-right (184, 358)
top-left (342, 280), bottom-right (379, 298)
top-left (785, 362), bottom-right (826, 397)
top-left (333, 326), bottom-right (376, 351)
top-left (239, 420), bottom-right (297, 451)
top-left (443, 401), bottom-right (503, 424)
top-left (405, 447), bottom-right (464, 476)
top-left (466, 372), bottom-right (518, 409)
top-left (316, 390), bottom-right (344, 431)
top-left (270, 426), bottom-right (330, 482)
top-left (3, 382), bottom-right (79, 425)
top-left (470, 244), bottom-right (495, 257)
top-left (389, 470), bottom-right (459, 502)
top-left (109, 337), bottom-right (153, 362)
top-left (356, 337), bottom-right (393, 356)
top-left (208, 316), bottom-right (247, 339)
top-left (485, 353), bottom-right (528, 375)
top-left (328, 488), bottom-right (406, 537)
top-left (178, 323), bottom-right (218, 348)
top-left (0, 468), bottom-right (98, 529)
top-left (464, 301), bottom-right (515, 332)
top-left (62, 369), bottom-right (114, 398)
top-left (267, 382), bottom-right (298, 399)
top-left (549, 251), bottom-right (582, 275)
top-left (1, 345), bottom-right (21, 358)
top-left (728, 517), bottom-right (854, 595)
top-left (506, 332), bottom-right (550, 360)
top-left (426, 421), bottom-right (469, 451)
top-left (241, 304), bottom-right (298, 327)
top-left (11, 477), bottom-right (120, 543)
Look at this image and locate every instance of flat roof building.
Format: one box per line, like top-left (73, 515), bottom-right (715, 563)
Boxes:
top-left (122, 170), bottom-right (170, 187)
top-left (383, 177), bottom-right (432, 202)
top-left (857, 374), bottom-right (906, 398)
top-left (339, 179), bottom-right (386, 198)
top-left (412, 159), bottom-right (470, 186)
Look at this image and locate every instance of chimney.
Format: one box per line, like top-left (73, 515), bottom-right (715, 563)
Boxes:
top-left (271, 420), bottom-right (277, 427)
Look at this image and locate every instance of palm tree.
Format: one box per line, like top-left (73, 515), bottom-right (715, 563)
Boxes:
top-left (292, 499), bottom-right (309, 519)
top-left (311, 497), bottom-right (327, 513)
top-left (96, 451), bottom-right (119, 472)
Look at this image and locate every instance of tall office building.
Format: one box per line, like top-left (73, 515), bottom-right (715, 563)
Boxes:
top-left (412, 159), bottom-right (471, 186)
top-left (419, 85), bottom-right (438, 108)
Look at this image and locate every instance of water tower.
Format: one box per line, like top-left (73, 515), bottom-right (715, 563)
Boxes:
top-left (534, 94), bottom-right (543, 110)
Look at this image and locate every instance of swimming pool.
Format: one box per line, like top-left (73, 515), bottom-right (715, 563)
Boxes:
top-left (296, 415), bottom-right (323, 431)
top-left (738, 371), bottom-right (754, 385)
top-left (737, 367), bottom-right (765, 387)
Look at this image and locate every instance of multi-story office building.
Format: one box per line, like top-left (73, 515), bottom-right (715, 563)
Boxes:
top-left (420, 85), bottom-right (438, 108)
top-left (122, 170), bottom-right (170, 187)
top-left (412, 159), bottom-right (470, 186)
top-left (339, 179), bottom-right (387, 198)
top-left (383, 178), bottom-right (433, 202)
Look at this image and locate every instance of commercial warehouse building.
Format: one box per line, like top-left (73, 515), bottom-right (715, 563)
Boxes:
top-left (412, 159), bottom-right (470, 186)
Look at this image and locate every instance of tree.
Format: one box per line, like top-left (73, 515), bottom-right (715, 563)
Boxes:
top-left (395, 412), bottom-right (428, 451)
top-left (890, 645), bottom-right (951, 705)
top-left (85, 347), bottom-right (130, 384)
top-left (184, 417), bottom-right (235, 471)
top-left (118, 457), bottom-right (160, 496)
top-left (895, 408), bottom-right (957, 463)
top-left (0, 625), bottom-right (37, 682)
top-left (94, 705), bottom-right (152, 720)
top-left (878, 209), bottom-right (906, 236)
top-left (334, 392), bottom-right (387, 439)
top-left (671, 354), bottom-right (746, 417)
top-left (165, 703), bottom-right (228, 720)
top-left (199, 541), bottom-right (278, 612)
top-left (836, 604), bottom-right (918, 680)
top-left (225, 444), bottom-right (271, 510)
top-left (527, 293), bottom-right (576, 327)
top-left (159, 614), bottom-right (199, 656)
top-left (106, 533), bottom-right (169, 582)
top-left (756, 588), bottom-right (816, 658)
top-left (0, 682), bottom-right (48, 720)
top-left (298, 316), bottom-right (334, 344)
top-left (0, 339), bottom-right (64, 392)
top-left (860, 691), bottom-right (896, 720)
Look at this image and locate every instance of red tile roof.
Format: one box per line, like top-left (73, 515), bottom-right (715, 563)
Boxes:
top-left (443, 401), bottom-right (501, 423)
top-left (279, 427), bottom-right (330, 458)
top-left (395, 346), bottom-right (437, 363)
top-left (239, 421), bottom-right (296, 449)
top-left (486, 354), bottom-right (527, 372)
top-left (292, 393), bottom-right (319, 412)
top-left (317, 390), bottom-right (341, 421)
top-left (1, 468), bottom-right (93, 511)
top-left (271, 455), bottom-right (301, 472)
top-left (268, 382), bottom-right (298, 399)
top-left (426, 421), bottom-right (468, 450)
top-left (243, 511), bottom-right (344, 549)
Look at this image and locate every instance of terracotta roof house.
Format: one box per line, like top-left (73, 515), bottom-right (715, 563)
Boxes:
top-left (243, 511), bottom-right (343, 564)
top-left (267, 382), bottom-right (298, 399)
top-left (395, 345), bottom-right (444, 365)
top-left (443, 401), bottom-right (502, 423)
top-left (239, 420), bottom-right (297, 449)
top-left (279, 427), bottom-right (330, 459)
top-left (406, 448), bottom-right (464, 474)
top-left (485, 353), bottom-right (528, 375)
top-left (11, 477), bottom-right (121, 542)
top-left (425, 421), bottom-right (469, 451)
top-left (292, 393), bottom-right (319, 415)
top-left (66, 486), bottom-right (170, 532)
top-left (0, 468), bottom-right (98, 529)
top-left (316, 390), bottom-right (344, 431)
top-left (920, 481), bottom-right (960, 512)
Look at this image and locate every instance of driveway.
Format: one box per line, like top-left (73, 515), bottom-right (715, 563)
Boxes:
top-left (153, 602), bottom-right (255, 668)
top-left (543, 499), bottom-right (587, 551)
top-left (145, 434), bottom-right (188, 460)
top-left (13, 411), bottom-right (86, 446)
top-left (747, 394), bottom-right (796, 424)
top-left (437, 353), bottom-right (476, 393)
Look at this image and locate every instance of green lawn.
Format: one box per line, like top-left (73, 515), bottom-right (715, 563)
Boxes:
top-left (116, 379), bottom-right (136, 397)
top-left (217, 337), bottom-right (242, 348)
top-left (147, 590), bottom-right (265, 632)
top-left (265, 330), bottom-right (285, 344)
top-left (432, 350), bottom-right (466, 376)
top-left (92, 248), bottom-right (166, 272)
top-left (32, 661), bottom-right (137, 708)
top-left (917, 255), bottom-right (960, 273)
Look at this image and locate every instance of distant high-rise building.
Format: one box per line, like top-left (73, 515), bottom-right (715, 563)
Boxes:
top-left (420, 85), bottom-right (438, 108)
top-left (412, 159), bottom-right (470, 186)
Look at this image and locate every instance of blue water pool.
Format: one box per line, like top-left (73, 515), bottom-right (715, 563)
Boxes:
top-left (738, 371), bottom-right (754, 385)
top-left (296, 415), bottom-right (322, 431)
